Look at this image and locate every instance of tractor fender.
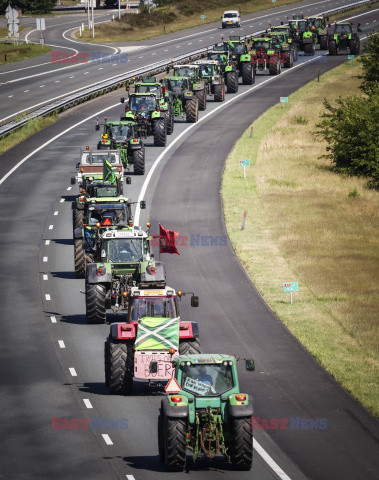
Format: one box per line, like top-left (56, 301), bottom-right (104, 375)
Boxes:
top-left (161, 397), bottom-right (189, 419)
top-left (151, 111), bottom-right (163, 120)
top-left (86, 263), bottom-right (112, 285)
top-left (229, 395), bottom-right (254, 417)
top-left (240, 54), bottom-right (251, 62)
top-left (74, 227), bottom-right (83, 239)
top-left (110, 322), bottom-right (137, 340)
top-left (140, 261), bottom-right (166, 284)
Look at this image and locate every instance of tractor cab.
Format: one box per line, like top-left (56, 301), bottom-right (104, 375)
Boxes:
top-left (173, 64), bottom-right (199, 80)
top-left (165, 76), bottom-right (191, 93)
top-left (334, 22), bottom-right (353, 35)
top-left (289, 19), bottom-right (307, 34)
top-left (250, 37), bottom-right (273, 54)
top-left (308, 16), bottom-right (325, 30)
top-left (128, 93), bottom-right (159, 114)
top-left (103, 122), bottom-right (135, 144)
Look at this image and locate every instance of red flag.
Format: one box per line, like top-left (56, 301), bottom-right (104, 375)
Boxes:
top-left (159, 224), bottom-right (180, 255)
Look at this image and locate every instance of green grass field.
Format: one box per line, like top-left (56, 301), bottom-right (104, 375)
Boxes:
top-left (0, 41), bottom-right (51, 66)
top-left (222, 59), bottom-right (379, 417)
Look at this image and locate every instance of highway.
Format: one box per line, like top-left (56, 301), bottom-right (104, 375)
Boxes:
top-left (1, 0), bottom-right (378, 122)
top-left (0, 4), bottom-right (378, 480)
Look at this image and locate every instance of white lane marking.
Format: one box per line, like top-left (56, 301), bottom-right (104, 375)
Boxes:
top-left (55, 80), bottom-right (60, 83)
top-left (152, 53), bottom-right (156, 56)
top-left (69, 367), bottom-right (77, 377)
top-left (164, 49), bottom-right (168, 51)
top-left (43, 274), bottom-right (48, 280)
top-left (259, 22), bottom-right (262, 25)
top-left (39, 85), bottom-right (45, 88)
top-left (24, 90), bottom-right (30, 93)
top-left (199, 39), bottom-right (203, 42)
top-left (126, 476), bottom-right (136, 480)
top-left (43, 257), bottom-right (48, 262)
top-left (83, 399), bottom-right (93, 409)
top-left (99, 67), bottom-right (104, 70)
top-left (210, 36), bottom-right (214, 39)
top-left (58, 340), bottom-right (65, 349)
top-left (8, 95), bottom-right (13, 98)
top-left (84, 71), bottom-right (90, 74)
top-left (69, 75), bottom-right (75, 78)
top-left (54, 211), bottom-right (59, 215)
top-left (176, 45), bottom-right (181, 48)
top-left (188, 42), bottom-right (192, 45)
top-left (135, 51), bottom-right (329, 224)
top-left (139, 56), bottom-right (144, 58)
top-left (50, 315), bottom-right (57, 323)
top-left (60, 198), bottom-right (65, 202)
top-left (102, 434), bottom-right (113, 445)
top-left (45, 240), bottom-right (50, 245)
top-left (45, 294), bottom-right (51, 301)
top-left (48, 225), bottom-right (54, 230)
top-left (67, 186), bottom-right (72, 191)
top-left (254, 439), bottom-right (291, 480)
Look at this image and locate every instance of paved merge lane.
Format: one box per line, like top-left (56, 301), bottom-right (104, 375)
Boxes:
top-left (1, 0), bottom-right (378, 122)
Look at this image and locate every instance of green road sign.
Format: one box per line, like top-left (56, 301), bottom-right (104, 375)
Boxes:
top-left (347, 55), bottom-right (355, 60)
top-left (201, 15), bottom-right (206, 19)
top-left (280, 97), bottom-right (288, 103)
top-left (283, 282), bottom-right (298, 292)
top-left (239, 159), bottom-right (250, 167)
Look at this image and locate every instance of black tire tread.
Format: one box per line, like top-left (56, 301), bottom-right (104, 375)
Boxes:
top-left (74, 238), bottom-right (85, 278)
top-left (226, 71), bottom-right (238, 93)
top-left (186, 98), bottom-right (198, 123)
top-left (214, 84), bottom-right (224, 102)
top-left (86, 283), bottom-right (106, 324)
top-left (241, 63), bottom-right (254, 85)
top-left (153, 119), bottom-right (167, 147)
top-left (107, 339), bottom-right (134, 394)
top-left (133, 147), bottom-right (145, 175)
top-left (165, 417), bottom-right (187, 472)
top-left (179, 339), bottom-right (201, 355)
top-left (229, 417), bottom-right (253, 470)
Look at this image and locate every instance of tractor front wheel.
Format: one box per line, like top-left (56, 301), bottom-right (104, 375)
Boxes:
top-left (328, 39), bottom-right (337, 56)
top-left (241, 63), bottom-right (254, 85)
top-left (319, 35), bottom-right (328, 50)
top-left (186, 98), bottom-right (198, 123)
top-left (229, 417), bottom-right (253, 470)
top-left (73, 207), bottom-right (84, 232)
top-left (179, 339), bottom-right (201, 355)
top-left (226, 71), bottom-right (238, 93)
top-left (132, 147), bottom-right (145, 175)
top-left (166, 108), bottom-right (174, 135)
top-left (153, 119), bottom-right (167, 147)
top-left (164, 417), bottom-right (187, 472)
top-left (106, 338), bottom-right (134, 394)
top-left (214, 84), bottom-right (225, 102)
top-left (86, 283), bottom-right (106, 324)
top-left (74, 238), bottom-right (86, 279)
top-left (195, 89), bottom-right (207, 111)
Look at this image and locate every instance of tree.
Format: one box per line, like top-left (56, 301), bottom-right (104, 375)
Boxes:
top-left (358, 32), bottom-right (379, 95)
top-left (0, 0), bottom-right (56, 14)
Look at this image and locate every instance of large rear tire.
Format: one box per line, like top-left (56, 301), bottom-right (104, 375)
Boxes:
top-left (86, 283), bottom-right (106, 324)
top-left (179, 339), bottom-right (201, 355)
top-left (283, 51), bottom-right (293, 68)
top-left (328, 39), bottom-right (337, 56)
top-left (164, 417), bottom-right (187, 472)
top-left (165, 107), bottom-right (174, 135)
top-left (214, 84), bottom-right (225, 102)
top-left (226, 71), bottom-right (238, 93)
top-left (106, 338), bottom-right (134, 394)
top-left (303, 43), bottom-right (315, 55)
top-left (269, 59), bottom-right (280, 76)
top-left (153, 118), bottom-right (167, 147)
top-left (132, 147), bottom-right (145, 175)
top-left (241, 63), bottom-right (254, 85)
top-left (350, 36), bottom-right (360, 55)
top-left (229, 417), bottom-right (253, 470)
top-left (73, 207), bottom-right (84, 232)
top-left (74, 238), bottom-right (86, 279)
top-left (186, 98), bottom-right (198, 123)
top-left (195, 89), bottom-right (207, 111)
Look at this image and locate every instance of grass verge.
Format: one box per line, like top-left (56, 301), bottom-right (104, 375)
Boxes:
top-left (0, 41), bottom-right (51, 66)
top-left (222, 58), bottom-right (379, 417)
top-left (77, 0), bottom-right (303, 43)
top-left (0, 114), bottom-right (58, 156)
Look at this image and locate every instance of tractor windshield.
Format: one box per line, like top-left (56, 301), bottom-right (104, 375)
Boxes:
top-left (252, 41), bottom-right (270, 50)
top-left (107, 238), bottom-right (144, 262)
top-left (335, 24), bottom-right (352, 34)
top-left (232, 43), bottom-right (245, 54)
top-left (224, 13), bottom-right (237, 18)
top-left (309, 18), bottom-right (322, 29)
top-left (167, 78), bottom-right (186, 92)
top-left (93, 185), bottom-right (118, 197)
top-left (208, 53), bottom-right (227, 63)
top-left (86, 206), bottom-right (126, 226)
top-left (108, 124), bottom-right (133, 141)
top-left (181, 363), bottom-right (234, 397)
top-left (129, 95), bottom-right (156, 112)
top-left (289, 20), bottom-right (306, 33)
top-left (136, 84), bottom-right (161, 96)
top-left (83, 153), bottom-right (118, 164)
top-left (175, 67), bottom-right (196, 78)
top-left (130, 297), bottom-right (176, 321)
top-left (198, 64), bottom-right (216, 76)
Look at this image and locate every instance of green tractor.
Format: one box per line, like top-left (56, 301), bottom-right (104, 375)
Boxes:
top-left (288, 18), bottom-right (308, 50)
top-left (85, 225), bottom-right (164, 324)
top-left (328, 21), bottom-right (360, 56)
top-left (126, 76), bottom-right (174, 135)
top-left (207, 45), bottom-right (239, 93)
top-left (249, 37), bottom-right (282, 76)
top-left (104, 286), bottom-right (201, 394)
top-left (227, 35), bottom-right (256, 85)
top-left (73, 197), bottom-right (141, 278)
top-left (163, 76), bottom-right (199, 123)
top-left (96, 119), bottom-right (145, 175)
top-left (266, 31), bottom-right (296, 67)
top-left (193, 60), bottom-right (226, 102)
top-left (121, 92), bottom-right (167, 147)
top-left (158, 354), bottom-right (254, 471)
top-left (172, 64), bottom-right (207, 111)
top-left (307, 15), bottom-right (328, 50)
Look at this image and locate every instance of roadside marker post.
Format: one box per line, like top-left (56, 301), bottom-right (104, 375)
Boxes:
top-left (239, 159), bottom-right (250, 179)
top-left (283, 282), bottom-right (298, 304)
top-left (241, 211), bottom-right (247, 230)
top-left (250, 126), bottom-right (253, 138)
top-left (280, 97), bottom-right (288, 108)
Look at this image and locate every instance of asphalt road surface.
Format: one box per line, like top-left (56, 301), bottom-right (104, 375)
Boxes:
top-left (0, 9), bottom-right (378, 480)
top-left (1, 0), bottom-right (378, 122)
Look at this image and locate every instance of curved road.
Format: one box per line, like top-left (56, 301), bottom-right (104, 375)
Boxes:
top-left (1, 0), bottom-right (378, 123)
top-left (0, 11), bottom-right (378, 480)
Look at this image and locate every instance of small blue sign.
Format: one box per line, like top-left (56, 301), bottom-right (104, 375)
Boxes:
top-left (283, 282), bottom-right (298, 292)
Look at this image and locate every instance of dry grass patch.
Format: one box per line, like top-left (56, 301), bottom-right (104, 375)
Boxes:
top-left (222, 59), bottom-right (379, 417)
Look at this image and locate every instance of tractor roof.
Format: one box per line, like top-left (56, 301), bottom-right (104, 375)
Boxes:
top-left (193, 60), bottom-right (220, 65)
top-left (135, 81), bottom-right (162, 87)
top-left (174, 354), bottom-right (236, 365)
top-left (86, 202), bottom-right (128, 209)
top-left (102, 227), bottom-right (148, 239)
top-left (129, 92), bottom-right (158, 97)
top-left (106, 120), bottom-right (135, 125)
top-left (175, 64), bottom-right (199, 69)
top-left (86, 196), bottom-right (129, 204)
top-left (166, 75), bottom-right (188, 81)
top-left (129, 285), bottom-right (176, 297)
top-left (252, 37), bottom-right (271, 41)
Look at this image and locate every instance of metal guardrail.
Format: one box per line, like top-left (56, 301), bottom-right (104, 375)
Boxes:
top-left (0, 0), bottom-right (376, 139)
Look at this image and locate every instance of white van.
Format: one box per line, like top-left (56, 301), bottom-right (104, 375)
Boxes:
top-left (221, 10), bottom-right (241, 29)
